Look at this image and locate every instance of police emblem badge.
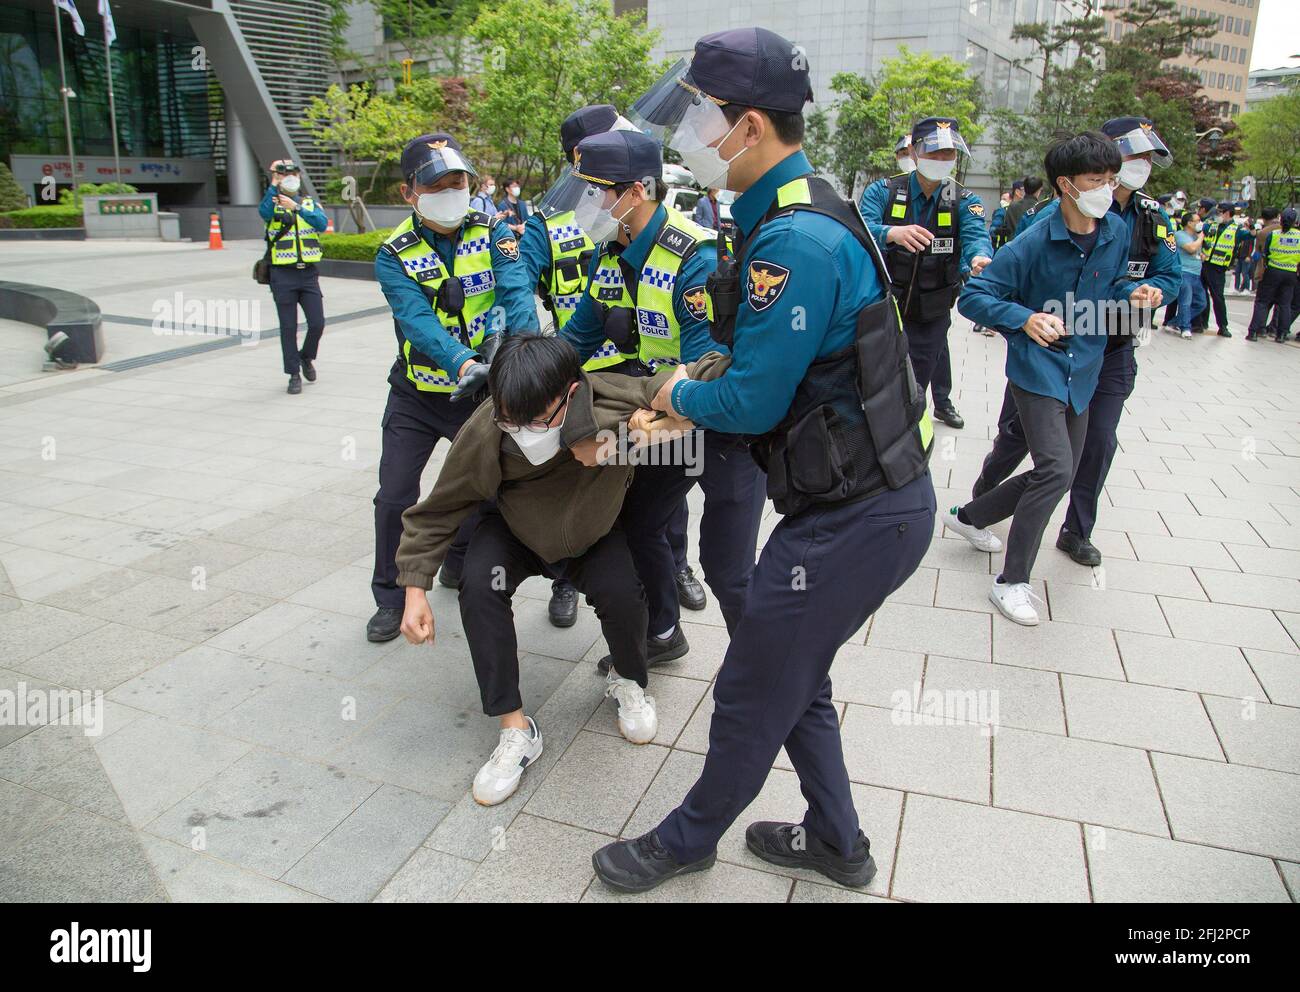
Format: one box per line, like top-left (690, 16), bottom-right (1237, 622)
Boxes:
top-left (683, 286), bottom-right (709, 321)
top-left (746, 262), bottom-right (790, 312)
top-left (498, 237), bottom-right (520, 261)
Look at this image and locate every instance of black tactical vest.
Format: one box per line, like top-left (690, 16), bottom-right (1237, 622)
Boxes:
top-left (881, 173), bottom-right (964, 321)
top-left (1108, 193), bottom-right (1167, 352)
top-left (705, 175), bottom-right (933, 516)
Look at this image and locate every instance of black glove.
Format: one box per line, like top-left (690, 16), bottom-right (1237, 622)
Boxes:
top-left (476, 332), bottom-right (504, 363)
top-left (449, 360), bottom-right (490, 403)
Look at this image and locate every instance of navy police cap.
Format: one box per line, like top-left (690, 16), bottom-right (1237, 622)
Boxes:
top-left (562, 105), bottom-right (620, 158)
top-left (400, 132), bottom-right (474, 184)
top-left (572, 129), bottom-right (663, 187)
top-left (684, 27), bottom-right (813, 114)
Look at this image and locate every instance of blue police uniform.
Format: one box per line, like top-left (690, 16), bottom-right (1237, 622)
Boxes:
top-left (258, 183), bottom-right (329, 380)
top-left (560, 132), bottom-right (762, 643)
top-left (859, 139), bottom-right (993, 398)
top-left (1014, 197), bottom-right (1052, 238)
top-left (656, 146), bottom-right (936, 866)
top-left (368, 134), bottom-right (539, 634)
top-left (973, 118), bottom-right (1181, 552)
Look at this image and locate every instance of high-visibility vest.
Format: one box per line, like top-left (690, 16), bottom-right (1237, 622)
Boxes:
top-left (266, 196), bottom-right (323, 265)
top-left (539, 210), bottom-right (624, 372)
top-left (379, 212), bottom-right (498, 393)
top-left (1200, 221), bottom-right (1236, 268)
top-left (586, 206), bottom-right (714, 372)
top-left (1266, 227), bottom-right (1300, 273)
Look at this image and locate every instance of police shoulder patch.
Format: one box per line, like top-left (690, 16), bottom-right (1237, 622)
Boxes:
top-left (496, 237), bottom-right (520, 261)
top-left (466, 210), bottom-right (491, 227)
top-left (1164, 234), bottom-right (1178, 253)
top-left (968, 201), bottom-right (985, 218)
top-left (682, 285), bottom-right (708, 321)
top-left (655, 224), bottom-right (693, 257)
top-left (746, 260), bottom-right (791, 312)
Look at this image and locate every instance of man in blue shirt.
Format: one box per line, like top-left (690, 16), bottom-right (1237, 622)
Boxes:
top-left (591, 28), bottom-right (935, 895)
top-left (561, 129), bottom-right (767, 672)
top-left (942, 131), bottom-right (1164, 626)
top-left (970, 117), bottom-right (1181, 568)
top-left (859, 117), bottom-right (993, 432)
top-left (365, 132), bottom-right (539, 644)
top-left (258, 159), bottom-right (329, 394)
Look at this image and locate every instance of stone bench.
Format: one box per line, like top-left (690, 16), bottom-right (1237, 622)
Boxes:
top-left (0, 281), bottom-right (104, 364)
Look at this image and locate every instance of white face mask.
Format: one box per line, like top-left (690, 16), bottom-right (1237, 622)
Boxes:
top-left (512, 425), bottom-right (564, 465)
top-left (914, 156), bottom-right (956, 182)
top-left (279, 175), bottom-right (301, 194)
top-left (1066, 178), bottom-right (1114, 219)
top-left (1117, 159), bottom-right (1151, 191)
top-left (508, 185), bottom-right (520, 197)
top-left (484, 184), bottom-right (496, 197)
top-left (678, 115), bottom-right (748, 190)
top-left (896, 157), bottom-right (916, 175)
top-left (585, 189), bottom-right (635, 244)
top-left (415, 185), bottom-right (470, 227)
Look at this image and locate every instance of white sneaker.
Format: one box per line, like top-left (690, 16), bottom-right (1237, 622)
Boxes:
top-left (988, 579), bottom-right (1040, 626)
top-left (472, 716), bottom-right (543, 806)
top-left (605, 671), bottom-right (658, 744)
top-left (1181, 329), bottom-right (1192, 339)
top-left (942, 507), bottom-right (1004, 553)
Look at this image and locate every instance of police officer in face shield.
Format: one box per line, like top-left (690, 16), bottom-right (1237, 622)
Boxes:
top-left (591, 27), bottom-right (936, 894)
top-left (365, 133), bottom-right (540, 643)
top-left (859, 119), bottom-right (993, 420)
top-left (970, 116), bottom-right (1180, 569)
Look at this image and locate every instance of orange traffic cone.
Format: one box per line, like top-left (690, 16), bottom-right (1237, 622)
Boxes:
top-left (208, 212), bottom-right (224, 250)
top-left (325, 217), bottom-right (335, 233)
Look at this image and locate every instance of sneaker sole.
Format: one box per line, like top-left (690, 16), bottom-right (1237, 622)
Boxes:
top-left (472, 741), bottom-right (543, 807)
top-left (745, 836), bottom-right (878, 888)
top-left (988, 588), bottom-right (1039, 625)
top-left (591, 850), bottom-right (716, 893)
top-left (943, 517), bottom-right (1003, 554)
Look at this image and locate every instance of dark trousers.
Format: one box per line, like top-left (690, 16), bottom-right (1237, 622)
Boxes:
top-left (1263, 272), bottom-right (1300, 336)
top-left (554, 497), bottom-right (689, 595)
top-left (269, 264), bottom-right (325, 375)
top-left (460, 509), bottom-right (648, 716)
top-left (620, 431), bottom-right (765, 637)
top-left (1249, 268), bottom-right (1296, 337)
top-left (1195, 264), bottom-right (1229, 332)
top-left (931, 338), bottom-right (953, 407)
top-left (1234, 255), bottom-right (1254, 292)
top-left (972, 381), bottom-right (1025, 499)
top-left (371, 383), bottom-right (480, 609)
top-left (902, 313), bottom-right (952, 396)
top-left (656, 473), bottom-right (936, 863)
top-left (965, 386), bottom-right (1089, 584)
top-left (1063, 345), bottom-right (1137, 540)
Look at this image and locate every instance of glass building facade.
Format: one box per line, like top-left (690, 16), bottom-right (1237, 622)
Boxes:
top-left (0, 3), bottom-right (213, 165)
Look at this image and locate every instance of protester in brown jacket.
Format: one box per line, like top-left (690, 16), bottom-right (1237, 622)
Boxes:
top-left (396, 334), bottom-right (729, 805)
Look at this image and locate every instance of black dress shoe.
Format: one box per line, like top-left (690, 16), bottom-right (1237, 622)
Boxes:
top-left (548, 581), bottom-right (578, 628)
top-left (301, 357), bottom-right (317, 381)
top-left (1056, 529), bottom-right (1102, 567)
top-left (933, 403), bottom-right (965, 429)
top-left (287, 374), bottom-right (302, 394)
top-left (437, 564), bottom-right (460, 589)
top-left (745, 821), bottom-right (877, 888)
top-left (1217, 329), bottom-right (1232, 338)
top-left (591, 830), bottom-right (716, 893)
top-left (366, 607), bottom-right (402, 643)
top-left (597, 625), bottom-right (689, 675)
top-left (675, 566), bottom-right (707, 611)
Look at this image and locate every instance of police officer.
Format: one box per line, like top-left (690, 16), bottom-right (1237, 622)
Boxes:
top-left (365, 133), bottom-right (539, 643)
top-left (259, 160), bottom-right (328, 394)
top-left (859, 117), bottom-right (993, 401)
top-left (517, 105), bottom-right (707, 627)
top-left (1194, 201), bottom-right (1238, 337)
top-left (591, 28), bottom-right (935, 893)
top-left (970, 116), bottom-right (1181, 567)
top-left (1247, 207), bottom-right (1300, 341)
top-left (561, 129), bottom-right (765, 667)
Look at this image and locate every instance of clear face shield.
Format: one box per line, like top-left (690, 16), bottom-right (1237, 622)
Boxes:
top-left (1112, 124), bottom-right (1172, 169)
top-left (535, 115), bottom-right (639, 221)
top-left (911, 124), bottom-right (971, 159)
top-left (407, 143), bottom-right (476, 190)
top-left (571, 175), bottom-right (654, 245)
top-left (630, 59), bottom-right (744, 189)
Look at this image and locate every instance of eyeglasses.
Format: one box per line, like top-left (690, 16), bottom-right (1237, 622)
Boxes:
top-left (1073, 176), bottom-right (1120, 192)
top-left (495, 383), bottom-right (576, 434)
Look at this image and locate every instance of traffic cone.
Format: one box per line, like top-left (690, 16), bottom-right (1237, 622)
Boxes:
top-left (208, 212), bottom-right (224, 250)
top-left (325, 216), bottom-right (335, 233)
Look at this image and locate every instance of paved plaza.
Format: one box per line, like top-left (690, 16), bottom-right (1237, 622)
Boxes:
top-left (0, 239), bottom-right (1298, 903)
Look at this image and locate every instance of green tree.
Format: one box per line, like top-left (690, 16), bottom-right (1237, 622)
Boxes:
top-left (1237, 85), bottom-right (1300, 210)
top-left (0, 162), bottom-right (28, 212)
top-left (807, 50), bottom-right (983, 194)
top-left (466, 0), bottom-right (663, 193)
top-left (369, 0), bottom-right (484, 77)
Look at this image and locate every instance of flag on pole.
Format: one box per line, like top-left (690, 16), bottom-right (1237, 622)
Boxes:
top-left (98, 0), bottom-right (115, 45)
top-left (55, 0), bottom-right (85, 37)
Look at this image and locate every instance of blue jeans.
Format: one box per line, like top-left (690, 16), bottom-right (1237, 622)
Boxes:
top-left (1176, 271), bottom-right (1206, 331)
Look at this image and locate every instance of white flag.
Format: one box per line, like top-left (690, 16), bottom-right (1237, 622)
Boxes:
top-left (55, 0), bottom-right (85, 37)
top-left (99, 0), bottom-right (116, 45)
